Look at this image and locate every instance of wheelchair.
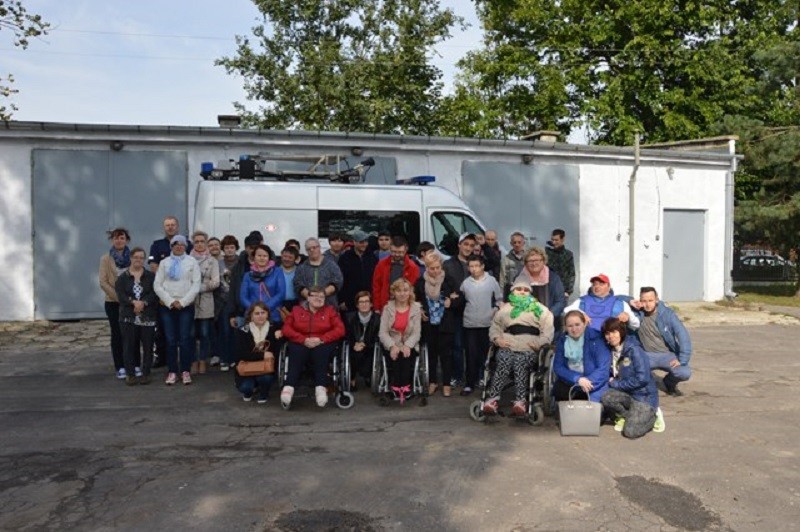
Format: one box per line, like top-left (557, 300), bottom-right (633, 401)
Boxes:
top-left (277, 340), bottom-right (355, 410)
top-left (370, 342), bottom-right (430, 406)
top-left (468, 343), bottom-right (555, 425)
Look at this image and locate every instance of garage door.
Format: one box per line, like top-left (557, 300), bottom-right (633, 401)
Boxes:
top-left (32, 149), bottom-right (187, 319)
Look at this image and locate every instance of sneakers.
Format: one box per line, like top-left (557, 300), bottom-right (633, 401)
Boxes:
top-left (257, 398), bottom-right (268, 405)
top-left (220, 363), bottom-right (230, 372)
top-left (653, 408), bottom-right (666, 433)
top-left (482, 397), bottom-right (499, 415)
top-left (280, 386), bottom-right (294, 408)
top-left (116, 368), bottom-right (127, 380)
top-left (242, 394), bottom-right (253, 402)
top-left (315, 386), bottom-right (328, 407)
top-left (614, 416), bottom-right (626, 432)
top-left (165, 372), bottom-right (177, 385)
top-left (134, 366), bottom-right (143, 378)
top-left (209, 356), bottom-right (221, 367)
top-left (182, 371), bottom-right (192, 385)
top-left (511, 400), bottom-right (527, 417)
top-left (125, 375), bottom-right (138, 386)
top-left (459, 386), bottom-right (473, 396)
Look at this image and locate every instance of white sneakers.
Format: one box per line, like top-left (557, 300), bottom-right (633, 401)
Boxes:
top-left (279, 385), bottom-right (327, 407)
top-left (280, 386), bottom-right (294, 408)
top-left (653, 408), bottom-right (666, 433)
top-left (315, 386), bottom-right (328, 407)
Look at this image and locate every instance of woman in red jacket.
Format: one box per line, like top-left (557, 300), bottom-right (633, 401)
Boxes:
top-left (280, 286), bottom-right (345, 408)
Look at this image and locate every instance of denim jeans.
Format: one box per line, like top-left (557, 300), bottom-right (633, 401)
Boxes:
top-left (213, 309), bottom-right (234, 365)
top-left (463, 327), bottom-right (490, 389)
top-left (645, 351), bottom-right (692, 382)
top-left (195, 318), bottom-right (212, 361)
top-left (238, 374), bottom-right (275, 400)
top-left (159, 305), bottom-right (195, 373)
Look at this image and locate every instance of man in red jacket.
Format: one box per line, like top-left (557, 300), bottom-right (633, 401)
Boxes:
top-left (372, 236), bottom-right (420, 312)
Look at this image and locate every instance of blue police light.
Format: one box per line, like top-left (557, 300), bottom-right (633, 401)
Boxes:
top-left (396, 175), bottom-right (436, 185)
top-left (201, 162), bottom-right (214, 173)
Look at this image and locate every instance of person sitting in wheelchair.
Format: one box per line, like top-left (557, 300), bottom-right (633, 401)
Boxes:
top-left (378, 278), bottom-right (422, 404)
top-left (344, 290), bottom-right (381, 390)
top-left (484, 280), bottom-right (554, 416)
top-left (280, 286), bottom-right (345, 408)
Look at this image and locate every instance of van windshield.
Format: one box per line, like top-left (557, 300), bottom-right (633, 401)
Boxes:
top-left (431, 211), bottom-right (483, 256)
top-left (319, 210), bottom-right (421, 251)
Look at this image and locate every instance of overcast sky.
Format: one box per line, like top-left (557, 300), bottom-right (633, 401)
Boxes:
top-left (6, 0), bottom-right (481, 127)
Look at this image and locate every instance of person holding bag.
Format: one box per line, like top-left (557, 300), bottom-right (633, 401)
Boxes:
top-left (233, 302), bottom-right (277, 404)
top-left (552, 310), bottom-right (611, 403)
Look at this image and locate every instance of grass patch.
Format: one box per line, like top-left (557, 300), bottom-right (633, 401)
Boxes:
top-left (732, 284), bottom-right (800, 307)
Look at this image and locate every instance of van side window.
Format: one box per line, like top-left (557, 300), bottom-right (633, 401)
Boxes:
top-left (431, 212), bottom-right (482, 256)
top-left (319, 210), bottom-right (421, 251)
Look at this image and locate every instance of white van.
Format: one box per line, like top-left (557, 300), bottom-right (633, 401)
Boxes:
top-left (193, 178), bottom-right (486, 255)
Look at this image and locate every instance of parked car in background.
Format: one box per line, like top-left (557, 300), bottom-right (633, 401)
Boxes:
top-left (735, 254), bottom-right (798, 282)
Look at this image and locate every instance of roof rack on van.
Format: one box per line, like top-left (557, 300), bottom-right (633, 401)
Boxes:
top-left (200, 154), bottom-right (374, 183)
top-left (396, 175), bottom-right (436, 185)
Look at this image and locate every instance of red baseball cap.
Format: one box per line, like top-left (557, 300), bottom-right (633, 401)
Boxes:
top-left (590, 273), bottom-right (610, 284)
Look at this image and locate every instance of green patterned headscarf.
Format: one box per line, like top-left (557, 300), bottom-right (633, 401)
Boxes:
top-left (508, 292), bottom-right (543, 319)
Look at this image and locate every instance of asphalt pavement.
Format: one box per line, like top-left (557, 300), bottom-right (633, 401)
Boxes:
top-left (1, 313), bottom-right (799, 531)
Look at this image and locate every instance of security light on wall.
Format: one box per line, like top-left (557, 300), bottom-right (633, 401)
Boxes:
top-left (110, 140), bottom-right (124, 152)
top-left (522, 154), bottom-right (534, 164)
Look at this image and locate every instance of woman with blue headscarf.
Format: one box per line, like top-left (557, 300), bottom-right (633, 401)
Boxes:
top-left (552, 309), bottom-right (611, 403)
top-left (154, 235), bottom-right (201, 386)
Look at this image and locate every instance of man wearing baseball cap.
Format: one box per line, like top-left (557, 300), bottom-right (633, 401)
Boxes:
top-left (338, 230), bottom-right (378, 312)
top-left (564, 273), bottom-right (640, 332)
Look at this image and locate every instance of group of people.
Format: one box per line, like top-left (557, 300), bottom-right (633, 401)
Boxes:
top-left (99, 217), bottom-right (692, 437)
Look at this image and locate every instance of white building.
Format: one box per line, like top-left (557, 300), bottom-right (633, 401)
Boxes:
top-left (0, 121), bottom-right (737, 321)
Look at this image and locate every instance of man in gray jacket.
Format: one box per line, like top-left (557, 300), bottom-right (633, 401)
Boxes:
top-left (499, 231), bottom-right (527, 299)
top-left (293, 237), bottom-right (344, 307)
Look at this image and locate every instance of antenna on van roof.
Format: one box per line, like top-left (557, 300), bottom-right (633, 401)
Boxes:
top-left (200, 155), bottom-right (375, 183)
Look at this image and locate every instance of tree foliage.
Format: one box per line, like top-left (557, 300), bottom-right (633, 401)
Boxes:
top-left (0, 0), bottom-right (49, 120)
top-left (722, 39), bottom-right (800, 292)
top-left (443, 0), bottom-right (797, 144)
top-left (217, 0), bottom-right (462, 135)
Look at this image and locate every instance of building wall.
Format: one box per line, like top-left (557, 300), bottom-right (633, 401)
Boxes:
top-left (0, 128), bottom-right (733, 320)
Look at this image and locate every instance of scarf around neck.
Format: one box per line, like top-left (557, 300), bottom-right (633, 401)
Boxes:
top-left (190, 249), bottom-right (210, 260)
top-left (250, 260), bottom-right (274, 274)
top-left (248, 321), bottom-right (269, 346)
top-left (529, 265), bottom-right (550, 285)
top-left (110, 246), bottom-right (131, 269)
top-left (423, 269), bottom-right (445, 299)
top-left (508, 293), bottom-right (543, 319)
top-left (564, 334), bottom-right (585, 366)
top-left (167, 253), bottom-right (186, 281)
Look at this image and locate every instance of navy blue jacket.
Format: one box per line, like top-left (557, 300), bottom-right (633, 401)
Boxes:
top-left (609, 338), bottom-right (659, 409)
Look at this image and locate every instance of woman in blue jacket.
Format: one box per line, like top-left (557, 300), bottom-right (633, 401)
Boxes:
top-left (601, 317), bottom-right (663, 438)
top-left (240, 244), bottom-right (286, 325)
top-left (553, 310), bottom-right (610, 402)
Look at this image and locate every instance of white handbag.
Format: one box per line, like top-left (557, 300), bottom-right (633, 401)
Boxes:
top-left (558, 385), bottom-right (602, 436)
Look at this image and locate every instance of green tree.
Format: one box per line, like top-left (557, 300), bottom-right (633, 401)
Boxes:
top-left (723, 40), bottom-right (800, 294)
top-left (217, 0), bottom-right (462, 135)
top-left (445, 0), bottom-right (796, 144)
top-left (0, 0), bottom-right (49, 120)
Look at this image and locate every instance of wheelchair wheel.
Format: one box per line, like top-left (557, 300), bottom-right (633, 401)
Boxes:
top-left (277, 344), bottom-right (288, 389)
top-left (469, 399), bottom-right (486, 422)
top-left (542, 347), bottom-right (556, 416)
top-left (417, 344), bottom-right (430, 395)
top-left (339, 343), bottom-right (352, 393)
top-left (378, 394), bottom-right (391, 407)
top-left (335, 391), bottom-right (355, 409)
top-left (530, 404), bottom-right (545, 426)
top-left (371, 344), bottom-right (382, 395)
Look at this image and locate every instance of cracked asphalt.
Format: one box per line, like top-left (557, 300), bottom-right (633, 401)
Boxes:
top-left (1, 310), bottom-right (799, 531)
